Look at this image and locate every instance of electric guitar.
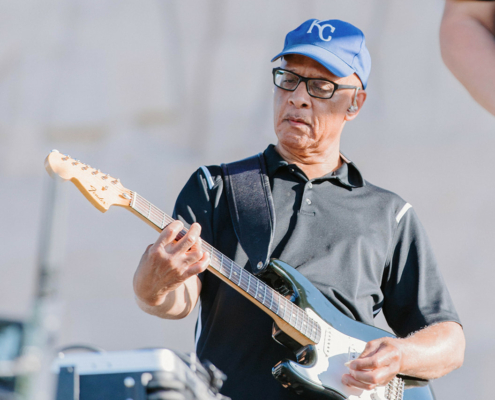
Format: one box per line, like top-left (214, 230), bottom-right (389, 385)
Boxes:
top-left (45, 150), bottom-right (435, 400)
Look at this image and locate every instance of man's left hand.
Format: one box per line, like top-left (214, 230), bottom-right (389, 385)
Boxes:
top-left (342, 337), bottom-right (403, 390)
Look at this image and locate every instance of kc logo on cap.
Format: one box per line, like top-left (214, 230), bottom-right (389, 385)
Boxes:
top-left (307, 20), bottom-right (336, 42)
top-left (271, 18), bottom-right (372, 89)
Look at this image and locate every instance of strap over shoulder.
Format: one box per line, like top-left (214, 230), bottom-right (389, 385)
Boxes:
top-left (221, 153), bottom-right (276, 275)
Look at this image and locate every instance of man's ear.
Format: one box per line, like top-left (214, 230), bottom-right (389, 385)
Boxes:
top-left (345, 89), bottom-right (367, 121)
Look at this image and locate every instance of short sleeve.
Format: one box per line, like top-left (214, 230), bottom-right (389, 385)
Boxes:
top-left (382, 207), bottom-right (461, 337)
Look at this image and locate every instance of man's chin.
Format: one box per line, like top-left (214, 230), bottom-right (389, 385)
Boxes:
top-left (277, 127), bottom-right (312, 143)
top-left (276, 135), bottom-right (314, 153)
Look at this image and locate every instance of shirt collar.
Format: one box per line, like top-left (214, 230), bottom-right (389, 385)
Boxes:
top-left (263, 144), bottom-right (364, 188)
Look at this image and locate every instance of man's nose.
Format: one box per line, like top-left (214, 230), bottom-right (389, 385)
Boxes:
top-left (288, 82), bottom-right (311, 108)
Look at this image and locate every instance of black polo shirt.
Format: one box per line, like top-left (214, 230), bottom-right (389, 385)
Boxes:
top-left (172, 144), bottom-right (460, 400)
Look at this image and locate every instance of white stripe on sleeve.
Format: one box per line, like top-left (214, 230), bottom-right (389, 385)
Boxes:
top-left (396, 203), bottom-right (412, 223)
top-left (200, 166), bottom-right (215, 190)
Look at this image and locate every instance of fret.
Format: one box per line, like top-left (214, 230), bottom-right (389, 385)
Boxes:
top-left (215, 254), bottom-right (221, 273)
top-left (289, 303), bottom-right (296, 325)
top-left (147, 202), bottom-right (151, 219)
top-left (232, 265), bottom-right (240, 284)
top-left (237, 273), bottom-right (243, 290)
top-left (237, 269), bottom-right (244, 291)
top-left (298, 310), bottom-right (304, 332)
top-left (269, 289), bottom-right (274, 311)
top-left (290, 304), bottom-right (297, 327)
top-left (295, 309), bottom-right (301, 331)
top-left (301, 314), bottom-right (307, 337)
top-left (228, 259), bottom-right (233, 280)
top-left (247, 274), bottom-right (251, 294)
top-left (294, 306), bottom-right (299, 331)
top-left (281, 299), bottom-right (287, 322)
top-left (283, 299), bottom-right (289, 322)
top-left (230, 259), bottom-right (235, 281)
top-left (303, 315), bottom-right (310, 338)
top-left (315, 322), bottom-right (320, 342)
top-left (220, 263), bottom-right (227, 276)
top-left (254, 280), bottom-right (259, 300)
top-left (262, 284), bottom-right (267, 305)
top-left (256, 281), bottom-right (262, 301)
top-left (161, 212), bottom-right (165, 229)
top-left (237, 267), bottom-right (242, 286)
top-left (277, 295), bottom-right (285, 321)
top-left (307, 319), bottom-right (314, 341)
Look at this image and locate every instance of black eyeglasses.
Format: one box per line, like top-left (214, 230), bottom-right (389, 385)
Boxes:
top-left (272, 68), bottom-right (360, 99)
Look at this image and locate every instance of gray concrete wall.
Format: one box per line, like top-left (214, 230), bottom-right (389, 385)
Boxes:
top-left (1, 0), bottom-right (493, 398)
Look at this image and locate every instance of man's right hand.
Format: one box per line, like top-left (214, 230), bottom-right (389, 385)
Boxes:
top-left (133, 220), bottom-right (209, 319)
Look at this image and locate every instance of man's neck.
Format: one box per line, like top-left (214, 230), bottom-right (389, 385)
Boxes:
top-left (274, 143), bottom-right (343, 180)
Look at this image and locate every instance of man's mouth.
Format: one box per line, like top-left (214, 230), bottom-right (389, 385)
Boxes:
top-left (285, 116), bottom-right (310, 127)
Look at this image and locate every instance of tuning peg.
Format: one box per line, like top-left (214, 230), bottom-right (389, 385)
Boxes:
top-left (101, 174), bottom-right (109, 180)
top-left (91, 169), bottom-right (100, 176)
top-left (51, 149), bottom-right (60, 153)
top-left (62, 154), bottom-right (71, 161)
top-left (111, 179), bottom-right (120, 185)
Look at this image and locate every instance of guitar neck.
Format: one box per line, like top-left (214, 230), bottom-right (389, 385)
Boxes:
top-left (129, 191), bottom-right (321, 344)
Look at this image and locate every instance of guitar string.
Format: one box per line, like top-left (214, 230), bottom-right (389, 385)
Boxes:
top-left (71, 162), bottom-right (319, 340)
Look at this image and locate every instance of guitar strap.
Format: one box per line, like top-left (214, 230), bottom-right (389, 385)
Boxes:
top-left (221, 153), bottom-right (276, 276)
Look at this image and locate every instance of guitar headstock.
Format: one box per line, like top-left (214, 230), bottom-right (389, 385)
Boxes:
top-left (45, 150), bottom-right (132, 213)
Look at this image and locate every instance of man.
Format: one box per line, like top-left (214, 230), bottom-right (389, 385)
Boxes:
top-left (440, 0), bottom-right (495, 115)
top-left (134, 19), bottom-right (465, 399)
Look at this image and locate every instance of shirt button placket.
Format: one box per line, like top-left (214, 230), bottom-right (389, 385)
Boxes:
top-left (304, 181), bottom-right (313, 210)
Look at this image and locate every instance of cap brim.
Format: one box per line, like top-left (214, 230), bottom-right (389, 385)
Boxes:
top-left (271, 44), bottom-right (355, 80)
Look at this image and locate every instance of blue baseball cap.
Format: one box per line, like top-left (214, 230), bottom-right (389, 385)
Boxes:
top-left (271, 19), bottom-right (371, 89)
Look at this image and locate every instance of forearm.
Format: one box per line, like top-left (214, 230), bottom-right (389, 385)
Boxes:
top-left (397, 321), bottom-right (465, 379)
top-left (135, 276), bottom-right (202, 320)
top-left (440, 1), bottom-right (495, 115)
top-left (344, 321), bottom-right (465, 389)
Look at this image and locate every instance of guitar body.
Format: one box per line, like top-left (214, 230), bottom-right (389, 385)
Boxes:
top-left (263, 260), bottom-right (435, 400)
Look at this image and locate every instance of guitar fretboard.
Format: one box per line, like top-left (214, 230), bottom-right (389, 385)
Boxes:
top-left (131, 192), bottom-right (321, 344)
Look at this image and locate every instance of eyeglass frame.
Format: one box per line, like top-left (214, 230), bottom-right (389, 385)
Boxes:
top-left (272, 67), bottom-right (361, 100)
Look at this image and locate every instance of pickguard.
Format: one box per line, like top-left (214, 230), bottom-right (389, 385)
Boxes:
top-left (290, 309), bottom-right (386, 400)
